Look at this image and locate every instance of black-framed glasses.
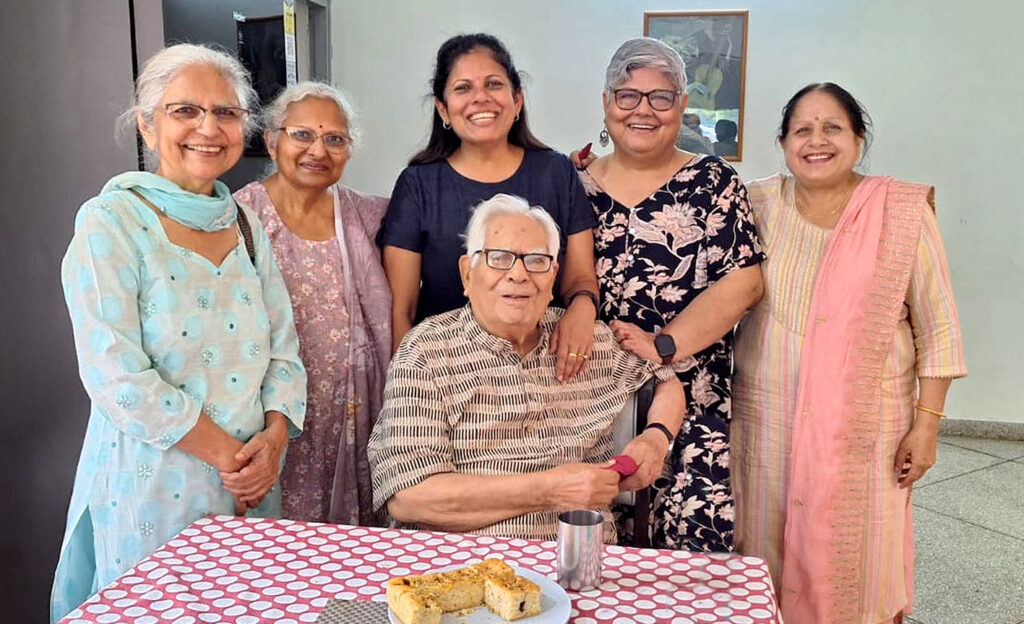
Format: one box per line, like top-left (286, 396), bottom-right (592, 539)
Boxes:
top-left (277, 126), bottom-right (353, 153)
top-left (473, 249), bottom-right (554, 273)
top-left (612, 88), bottom-right (681, 112)
top-left (161, 103), bottom-right (251, 126)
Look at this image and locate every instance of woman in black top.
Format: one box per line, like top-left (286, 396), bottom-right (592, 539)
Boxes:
top-left (379, 33), bottom-right (599, 381)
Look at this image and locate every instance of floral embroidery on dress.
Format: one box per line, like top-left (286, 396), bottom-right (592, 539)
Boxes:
top-left (583, 155), bottom-right (763, 552)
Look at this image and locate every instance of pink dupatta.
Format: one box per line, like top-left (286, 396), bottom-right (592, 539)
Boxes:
top-left (781, 176), bottom-right (925, 623)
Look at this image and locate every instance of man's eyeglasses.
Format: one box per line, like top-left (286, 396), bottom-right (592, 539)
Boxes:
top-left (473, 249), bottom-right (554, 273)
top-left (161, 103), bottom-right (251, 127)
top-left (277, 126), bottom-right (353, 153)
top-left (612, 88), bottom-right (681, 112)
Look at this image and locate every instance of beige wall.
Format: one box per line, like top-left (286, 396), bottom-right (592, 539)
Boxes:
top-left (331, 0), bottom-right (1024, 423)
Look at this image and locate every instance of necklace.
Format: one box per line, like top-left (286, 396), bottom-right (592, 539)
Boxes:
top-left (795, 178), bottom-right (858, 219)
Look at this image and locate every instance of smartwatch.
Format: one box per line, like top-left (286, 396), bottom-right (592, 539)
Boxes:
top-left (654, 333), bottom-right (676, 365)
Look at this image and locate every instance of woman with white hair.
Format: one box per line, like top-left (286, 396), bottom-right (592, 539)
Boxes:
top-left (577, 37), bottom-right (764, 551)
top-left (52, 44), bottom-right (306, 621)
top-left (234, 82), bottom-right (391, 526)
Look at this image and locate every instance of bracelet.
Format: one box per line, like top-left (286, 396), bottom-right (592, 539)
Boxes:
top-left (568, 289), bottom-right (599, 309)
top-left (644, 422), bottom-right (675, 446)
top-left (915, 404), bottom-right (946, 419)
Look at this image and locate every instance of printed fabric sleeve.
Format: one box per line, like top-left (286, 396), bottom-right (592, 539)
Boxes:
top-left (247, 205), bottom-right (308, 438)
top-left (60, 198), bottom-right (202, 450)
top-left (559, 152), bottom-right (599, 234)
top-left (377, 167), bottom-right (425, 252)
top-left (366, 353), bottom-right (455, 513)
top-left (907, 200), bottom-right (968, 378)
top-left (705, 159), bottom-right (766, 282)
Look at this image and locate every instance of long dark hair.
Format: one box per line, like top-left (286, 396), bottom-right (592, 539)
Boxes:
top-left (778, 82), bottom-right (873, 153)
top-left (408, 33), bottom-right (548, 166)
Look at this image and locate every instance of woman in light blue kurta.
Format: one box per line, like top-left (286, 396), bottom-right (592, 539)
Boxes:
top-left (51, 44), bottom-right (306, 622)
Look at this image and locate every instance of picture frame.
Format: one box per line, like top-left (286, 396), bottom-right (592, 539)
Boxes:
top-left (644, 10), bottom-right (749, 161)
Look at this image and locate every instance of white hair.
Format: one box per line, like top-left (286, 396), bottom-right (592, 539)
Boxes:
top-left (262, 81), bottom-right (362, 151)
top-left (603, 37), bottom-right (688, 95)
top-left (464, 194), bottom-right (561, 264)
top-left (116, 43), bottom-right (258, 148)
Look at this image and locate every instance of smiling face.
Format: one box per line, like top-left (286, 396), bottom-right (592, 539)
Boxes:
top-left (603, 66), bottom-right (686, 159)
top-left (267, 96), bottom-right (350, 191)
top-left (138, 64), bottom-right (245, 195)
top-left (459, 213), bottom-right (557, 342)
top-left (435, 47), bottom-right (523, 150)
top-left (780, 90), bottom-right (863, 189)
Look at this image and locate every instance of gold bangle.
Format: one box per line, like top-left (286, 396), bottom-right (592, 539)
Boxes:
top-left (915, 404), bottom-right (946, 419)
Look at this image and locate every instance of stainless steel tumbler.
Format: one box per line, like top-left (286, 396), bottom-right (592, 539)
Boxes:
top-left (556, 509), bottom-right (604, 591)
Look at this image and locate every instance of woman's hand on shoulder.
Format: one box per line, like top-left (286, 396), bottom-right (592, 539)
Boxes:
top-left (609, 320), bottom-right (660, 363)
top-left (569, 143), bottom-right (599, 170)
top-left (550, 297), bottom-right (597, 382)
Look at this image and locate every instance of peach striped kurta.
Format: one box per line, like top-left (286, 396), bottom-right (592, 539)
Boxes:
top-left (732, 174), bottom-right (966, 624)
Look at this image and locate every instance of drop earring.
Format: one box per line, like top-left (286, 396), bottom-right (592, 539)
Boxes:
top-left (599, 126), bottom-right (610, 147)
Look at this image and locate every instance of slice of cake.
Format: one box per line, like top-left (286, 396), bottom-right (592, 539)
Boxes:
top-left (386, 579), bottom-right (442, 624)
top-left (484, 574), bottom-right (542, 621)
top-left (386, 558), bottom-right (540, 624)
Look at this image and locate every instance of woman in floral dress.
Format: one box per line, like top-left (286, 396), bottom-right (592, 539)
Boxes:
top-left (578, 38), bottom-right (764, 551)
top-left (235, 83), bottom-right (391, 525)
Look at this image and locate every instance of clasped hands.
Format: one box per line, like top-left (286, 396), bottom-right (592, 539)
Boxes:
top-left (220, 418), bottom-right (288, 515)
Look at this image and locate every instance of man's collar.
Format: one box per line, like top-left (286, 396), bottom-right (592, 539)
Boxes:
top-left (459, 305), bottom-right (561, 357)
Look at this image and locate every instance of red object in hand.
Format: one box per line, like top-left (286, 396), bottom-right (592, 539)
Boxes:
top-left (578, 142), bottom-right (592, 161)
top-left (608, 454), bottom-right (639, 477)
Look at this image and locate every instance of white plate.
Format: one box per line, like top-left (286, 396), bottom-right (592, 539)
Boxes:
top-left (386, 565), bottom-right (571, 624)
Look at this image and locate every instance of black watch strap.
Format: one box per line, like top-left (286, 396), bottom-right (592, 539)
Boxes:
top-left (644, 422), bottom-right (674, 447)
top-left (568, 289), bottom-right (599, 309)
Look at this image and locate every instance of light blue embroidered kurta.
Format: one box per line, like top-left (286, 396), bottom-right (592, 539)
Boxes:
top-left (51, 186), bottom-right (307, 622)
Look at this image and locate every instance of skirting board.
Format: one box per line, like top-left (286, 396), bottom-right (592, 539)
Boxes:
top-left (940, 418), bottom-right (1024, 441)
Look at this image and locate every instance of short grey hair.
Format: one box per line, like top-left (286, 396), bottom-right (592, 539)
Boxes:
top-left (117, 43), bottom-right (258, 141)
top-left (262, 81), bottom-right (362, 151)
top-left (603, 37), bottom-right (688, 95)
top-left (464, 194), bottom-right (561, 264)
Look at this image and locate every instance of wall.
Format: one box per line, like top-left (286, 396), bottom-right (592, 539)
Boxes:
top-left (330, 0), bottom-right (1024, 423)
top-left (0, 2), bottom-right (165, 618)
top-left (162, 0), bottom-right (284, 189)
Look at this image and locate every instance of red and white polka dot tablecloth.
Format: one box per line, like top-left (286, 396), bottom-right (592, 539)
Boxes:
top-left (61, 515), bottom-right (781, 624)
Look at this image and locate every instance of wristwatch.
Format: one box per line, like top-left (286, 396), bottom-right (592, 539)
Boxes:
top-left (654, 333), bottom-right (676, 365)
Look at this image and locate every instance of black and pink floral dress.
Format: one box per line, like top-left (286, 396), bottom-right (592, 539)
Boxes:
top-left (580, 154), bottom-right (764, 552)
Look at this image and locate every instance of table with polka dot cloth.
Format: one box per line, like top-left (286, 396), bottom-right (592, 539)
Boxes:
top-left (60, 515), bottom-right (782, 624)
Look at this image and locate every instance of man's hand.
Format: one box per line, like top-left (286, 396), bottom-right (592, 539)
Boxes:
top-left (617, 429), bottom-right (672, 492)
top-left (544, 462), bottom-right (621, 510)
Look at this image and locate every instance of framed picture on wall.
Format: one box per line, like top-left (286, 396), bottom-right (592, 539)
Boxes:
top-left (644, 10), bottom-right (748, 161)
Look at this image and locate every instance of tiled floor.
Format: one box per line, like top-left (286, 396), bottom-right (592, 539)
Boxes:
top-left (908, 435), bottom-right (1024, 624)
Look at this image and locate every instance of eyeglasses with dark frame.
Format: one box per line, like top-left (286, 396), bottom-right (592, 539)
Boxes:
top-left (473, 248), bottom-right (554, 273)
top-left (161, 103), bottom-right (251, 126)
top-left (612, 88), bottom-right (681, 112)
top-left (277, 126), bottom-right (353, 153)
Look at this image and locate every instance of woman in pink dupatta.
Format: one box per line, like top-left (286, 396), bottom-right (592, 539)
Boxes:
top-left (732, 83), bottom-right (966, 624)
top-left (234, 83), bottom-right (391, 525)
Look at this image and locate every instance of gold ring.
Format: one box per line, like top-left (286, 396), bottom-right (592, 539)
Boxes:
top-left (568, 352), bottom-right (580, 358)
top-left (581, 354), bottom-right (591, 360)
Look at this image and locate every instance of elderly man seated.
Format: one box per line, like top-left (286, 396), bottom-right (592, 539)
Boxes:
top-left (367, 193), bottom-right (684, 541)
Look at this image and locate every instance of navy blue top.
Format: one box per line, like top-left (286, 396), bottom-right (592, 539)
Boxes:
top-left (379, 149), bottom-right (597, 322)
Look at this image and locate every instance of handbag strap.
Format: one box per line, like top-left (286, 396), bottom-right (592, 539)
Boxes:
top-left (235, 204), bottom-right (257, 267)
